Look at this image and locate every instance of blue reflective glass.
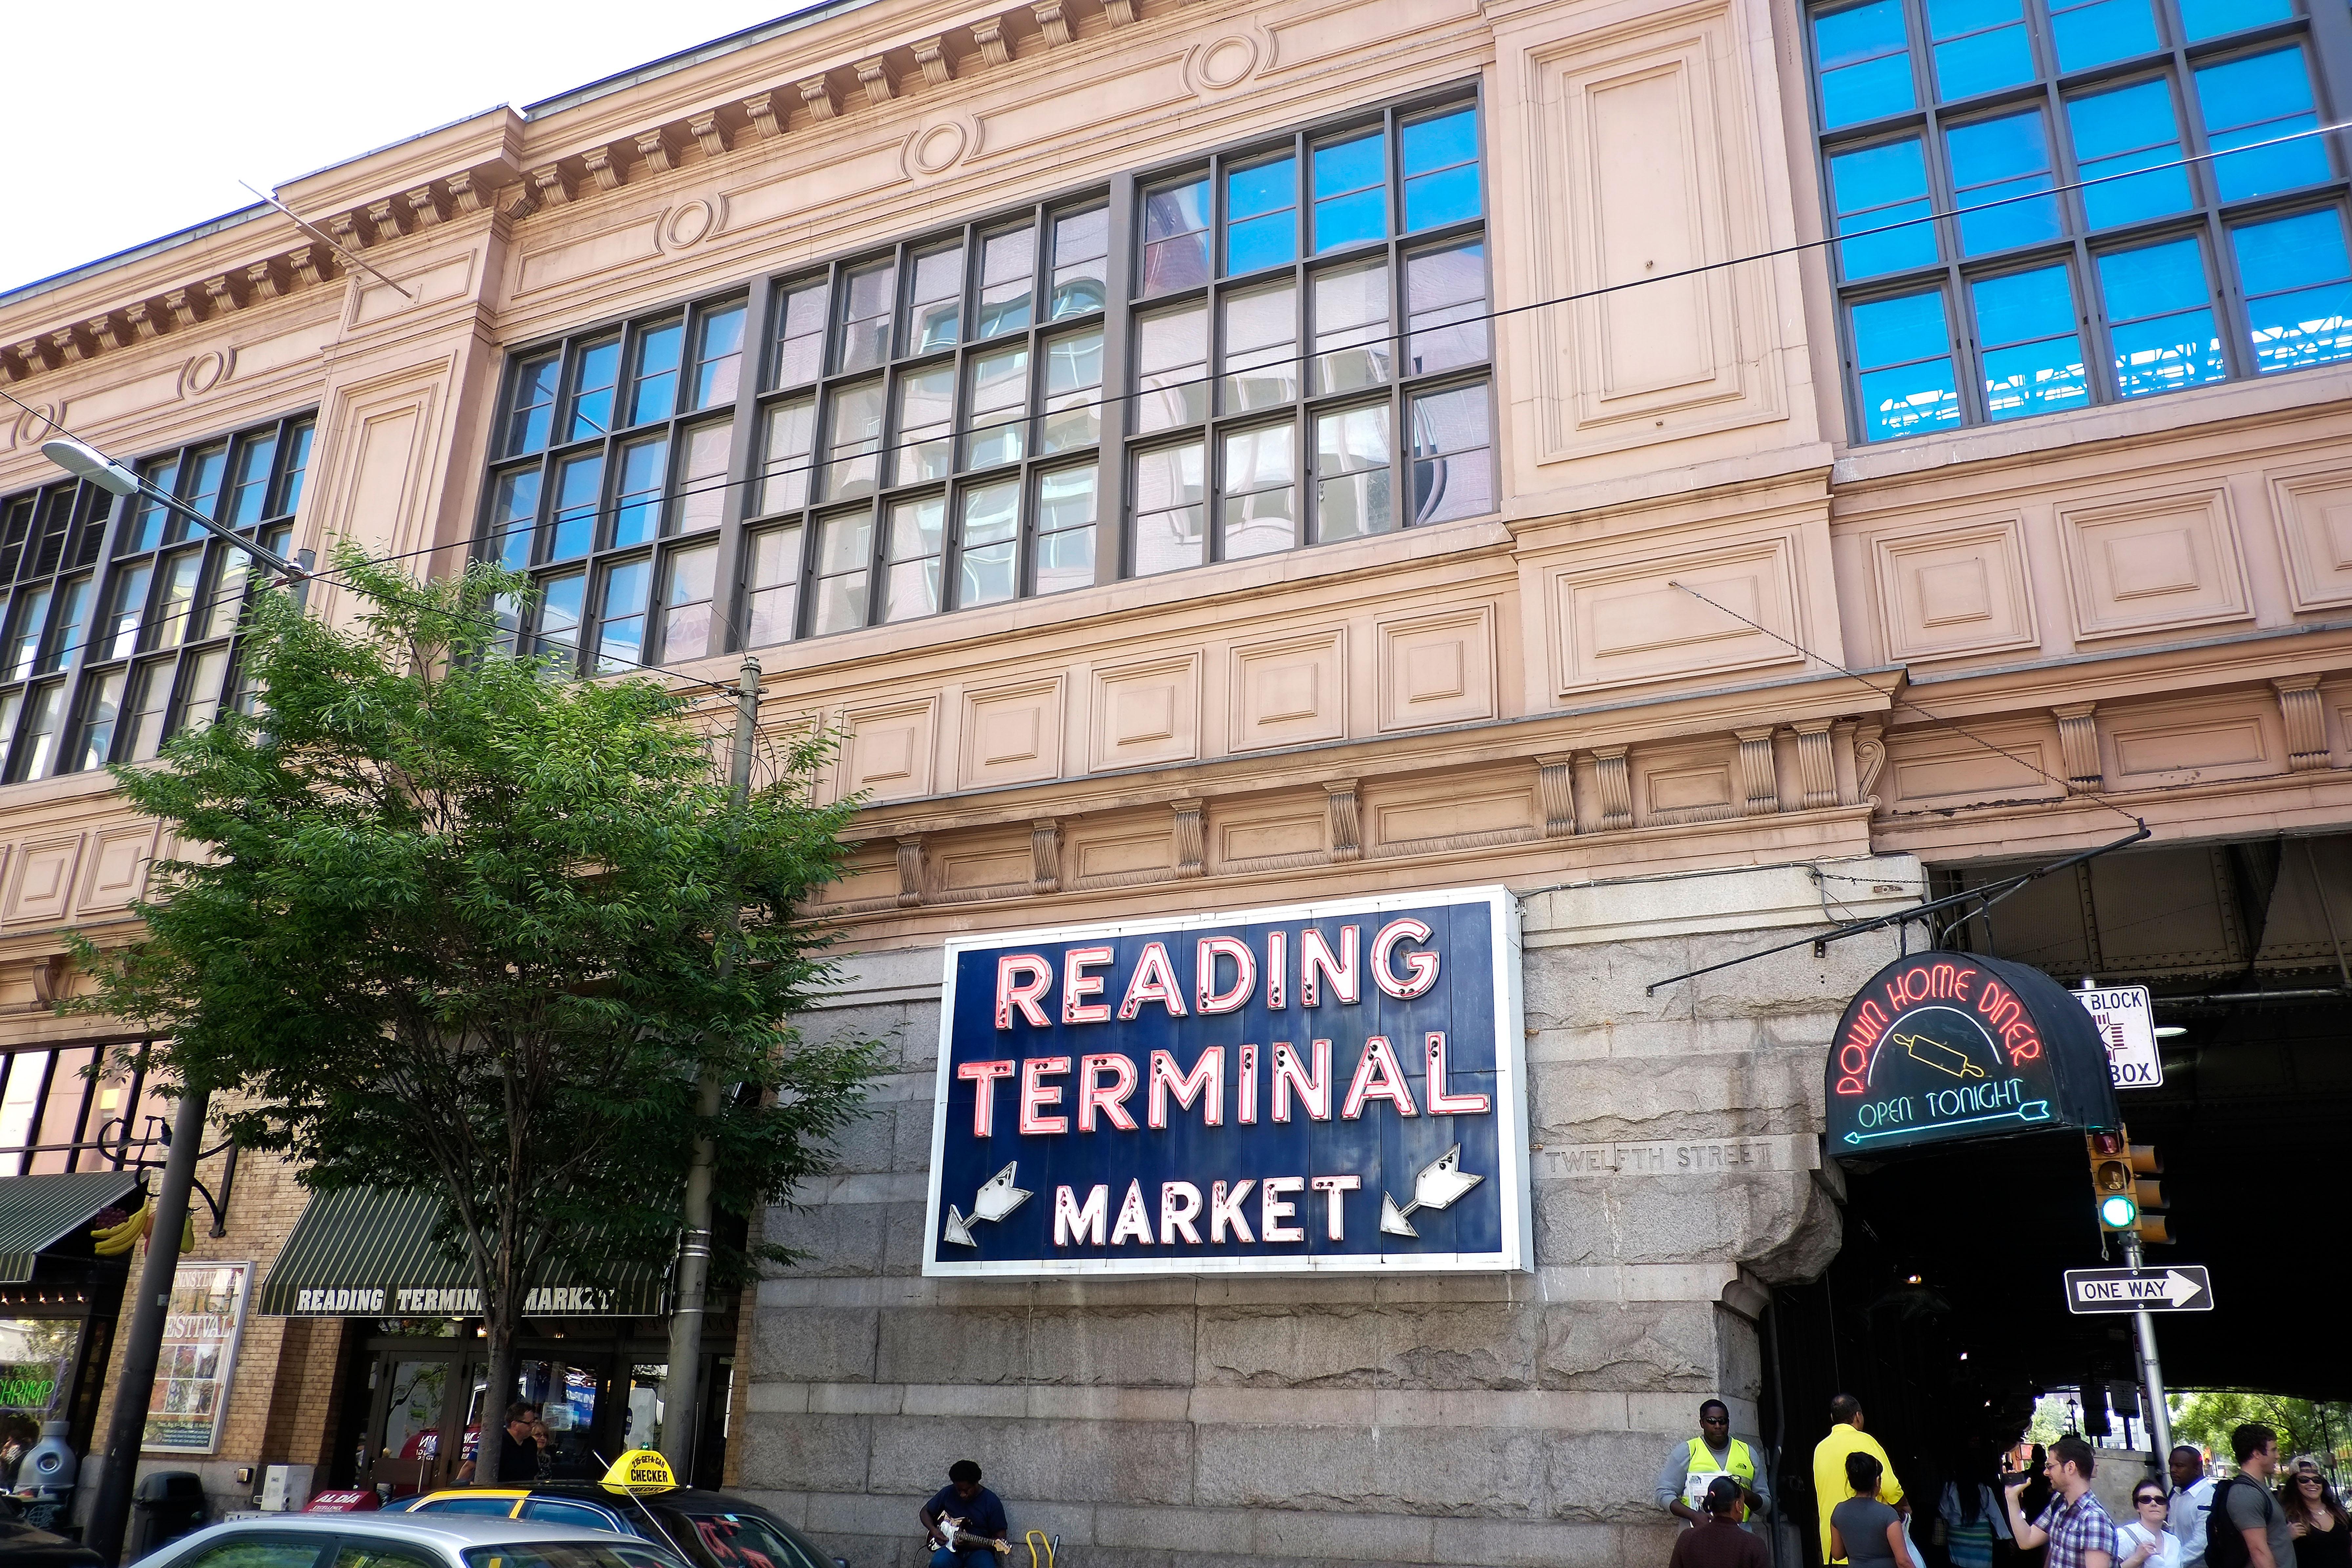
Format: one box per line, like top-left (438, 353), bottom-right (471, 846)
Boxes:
top-left (1313, 132), bottom-right (1389, 253)
top-left (629, 322), bottom-right (682, 427)
top-left (2197, 51), bottom-right (2330, 202)
top-left (1972, 267), bottom-right (2089, 419)
top-left (2097, 240), bottom-right (2227, 396)
top-left (2177, 0), bottom-right (2293, 40)
top-left (1947, 112), bottom-right (2062, 254)
top-left (1853, 290), bottom-right (1964, 438)
top-left (1831, 139), bottom-right (1940, 277)
top-left (1225, 157), bottom-right (1298, 274)
top-left (2232, 210), bottom-right (2352, 373)
top-left (1402, 109), bottom-right (1481, 231)
top-left (611, 437), bottom-right (667, 549)
top-left (2068, 82), bottom-right (2192, 230)
top-left (1928, 0), bottom-right (2035, 100)
top-left (2048, 0), bottom-right (2159, 71)
top-left (1816, 0), bottom-right (1917, 128)
top-left (537, 572), bottom-right (586, 658)
top-left (567, 340), bottom-right (620, 443)
top-left (549, 454), bottom-right (601, 561)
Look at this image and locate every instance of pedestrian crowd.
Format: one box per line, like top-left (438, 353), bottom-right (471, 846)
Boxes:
top-left (1651, 1397), bottom-right (2350, 1568)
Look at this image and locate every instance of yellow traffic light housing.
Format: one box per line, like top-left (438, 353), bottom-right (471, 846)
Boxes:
top-left (2086, 1128), bottom-right (2168, 1243)
top-left (2127, 1141), bottom-right (2168, 1245)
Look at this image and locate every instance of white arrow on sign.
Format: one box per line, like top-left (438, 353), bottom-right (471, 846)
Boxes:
top-left (2157, 1269), bottom-right (2200, 1308)
top-left (2063, 1264), bottom-right (2214, 1313)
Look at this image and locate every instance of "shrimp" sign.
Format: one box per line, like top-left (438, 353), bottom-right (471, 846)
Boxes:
top-left (922, 886), bottom-right (1531, 1276)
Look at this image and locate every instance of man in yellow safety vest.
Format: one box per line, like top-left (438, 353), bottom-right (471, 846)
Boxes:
top-left (1658, 1399), bottom-right (1771, 1531)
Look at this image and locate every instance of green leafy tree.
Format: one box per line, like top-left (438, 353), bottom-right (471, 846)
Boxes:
top-left (2173, 1391), bottom-right (2352, 1471)
top-left (67, 548), bottom-right (878, 1481)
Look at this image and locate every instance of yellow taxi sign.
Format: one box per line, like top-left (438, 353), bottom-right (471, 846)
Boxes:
top-left (600, 1448), bottom-right (679, 1495)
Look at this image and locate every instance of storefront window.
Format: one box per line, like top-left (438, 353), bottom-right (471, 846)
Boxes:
top-left (0, 1315), bottom-right (80, 1487)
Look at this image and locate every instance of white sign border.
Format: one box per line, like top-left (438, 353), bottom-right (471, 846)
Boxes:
top-left (143, 1258), bottom-right (252, 1456)
top-left (921, 883), bottom-right (1529, 1278)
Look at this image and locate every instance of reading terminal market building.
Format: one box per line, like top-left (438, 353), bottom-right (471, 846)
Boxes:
top-left (2, 0), bottom-right (2352, 1553)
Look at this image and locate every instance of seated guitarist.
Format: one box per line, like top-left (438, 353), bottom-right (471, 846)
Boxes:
top-left (920, 1459), bottom-right (1010, 1568)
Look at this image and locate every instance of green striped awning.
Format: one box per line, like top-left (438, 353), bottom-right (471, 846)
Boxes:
top-left (258, 1188), bottom-right (667, 1318)
top-left (0, 1170), bottom-right (142, 1282)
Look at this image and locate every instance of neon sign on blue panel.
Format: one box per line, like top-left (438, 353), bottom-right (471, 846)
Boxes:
top-left (921, 885), bottom-right (1530, 1276)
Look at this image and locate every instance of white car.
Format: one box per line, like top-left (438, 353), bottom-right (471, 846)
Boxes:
top-left (130, 1510), bottom-right (697, 1568)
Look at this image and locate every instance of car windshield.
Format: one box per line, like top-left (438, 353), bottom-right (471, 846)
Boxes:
top-left (643, 1509), bottom-right (833, 1568)
top-left (462, 1545), bottom-right (677, 1568)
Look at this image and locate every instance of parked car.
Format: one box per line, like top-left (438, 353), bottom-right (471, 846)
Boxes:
top-left (126, 1510), bottom-right (695, 1568)
top-left (0, 1494), bottom-right (106, 1568)
top-left (402, 1486), bottom-right (842, 1568)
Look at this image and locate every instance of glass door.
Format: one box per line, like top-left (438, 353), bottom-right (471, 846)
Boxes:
top-left (456, 1351), bottom-right (614, 1481)
top-left (361, 1352), bottom-right (459, 1497)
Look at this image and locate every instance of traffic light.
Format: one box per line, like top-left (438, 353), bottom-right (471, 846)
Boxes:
top-left (2086, 1128), bottom-right (2169, 1244)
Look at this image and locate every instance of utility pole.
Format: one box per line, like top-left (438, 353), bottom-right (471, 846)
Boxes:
top-left (661, 655), bottom-right (760, 1483)
top-left (2122, 1232), bottom-right (2175, 1469)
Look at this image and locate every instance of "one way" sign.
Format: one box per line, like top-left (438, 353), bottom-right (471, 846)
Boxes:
top-left (2064, 1265), bottom-right (2215, 1313)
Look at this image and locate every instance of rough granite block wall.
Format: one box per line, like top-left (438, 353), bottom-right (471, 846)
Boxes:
top-left (737, 883), bottom-right (1904, 1568)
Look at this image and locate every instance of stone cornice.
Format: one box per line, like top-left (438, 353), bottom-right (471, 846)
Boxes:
top-left (1, 0), bottom-right (1191, 390)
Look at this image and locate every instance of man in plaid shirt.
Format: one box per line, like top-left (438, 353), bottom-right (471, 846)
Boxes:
top-left (2003, 1434), bottom-right (2120, 1568)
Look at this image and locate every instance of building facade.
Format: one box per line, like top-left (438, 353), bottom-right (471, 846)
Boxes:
top-left (1, 0), bottom-right (2347, 1557)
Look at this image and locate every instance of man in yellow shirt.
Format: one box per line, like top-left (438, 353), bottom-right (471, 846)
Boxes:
top-left (1813, 1394), bottom-right (1904, 1564)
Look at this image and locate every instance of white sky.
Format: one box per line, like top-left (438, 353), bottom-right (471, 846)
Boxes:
top-left (0, 1), bottom-right (805, 296)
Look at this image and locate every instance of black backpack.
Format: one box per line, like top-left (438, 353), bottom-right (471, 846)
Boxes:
top-left (2206, 1477), bottom-right (2258, 1568)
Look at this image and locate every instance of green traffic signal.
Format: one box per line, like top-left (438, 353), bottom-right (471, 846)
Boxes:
top-left (2098, 1192), bottom-right (2138, 1229)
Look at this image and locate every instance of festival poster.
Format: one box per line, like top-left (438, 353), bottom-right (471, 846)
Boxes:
top-left (144, 1262), bottom-right (250, 1454)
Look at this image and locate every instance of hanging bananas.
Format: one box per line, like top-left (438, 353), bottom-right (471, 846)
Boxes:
top-left (91, 1200), bottom-right (148, 1257)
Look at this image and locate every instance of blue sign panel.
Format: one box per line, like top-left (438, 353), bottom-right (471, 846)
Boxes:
top-left (922, 886), bottom-right (1529, 1276)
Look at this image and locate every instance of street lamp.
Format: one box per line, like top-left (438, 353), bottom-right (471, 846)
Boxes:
top-left (42, 433), bottom-right (310, 1565)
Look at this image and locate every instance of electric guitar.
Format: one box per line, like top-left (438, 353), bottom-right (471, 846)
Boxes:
top-left (932, 1517), bottom-right (1012, 1556)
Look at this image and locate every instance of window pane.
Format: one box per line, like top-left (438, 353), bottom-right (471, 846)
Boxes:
top-left (0, 691), bottom-right (18, 779)
top-left (1851, 289), bottom-right (1962, 438)
top-left (1926, 0), bottom-right (2035, 100)
top-left (124, 660), bottom-right (173, 762)
top-left (1137, 304), bottom-right (1209, 432)
top-left (2177, 0), bottom-right (2293, 41)
top-left (176, 648), bottom-right (230, 736)
top-left (1226, 155), bottom-right (1299, 275)
top-left (1142, 179), bottom-right (1211, 296)
top-left (837, 261), bottom-right (897, 374)
top-left (2067, 81), bottom-right (2191, 230)
top-left (612, 436), bottom-right (669, 549)
top-left (17, 683), bottom-right (63, 780)
top-left (1222, 284), bottom-right (1299, 412)
top-left (909, 247), bottom-right (965, 353)
top-left (1946, 111), bottom-right (2061, 254)
top-left (226, 433), bottom-right (279, 527)
top-left (1402, 107), bottom-right (1481, 232)
top-left (181, 446), bottom-right (229, 530)
top-left (2097, 238), bottom-right (2227, 397)
top-left (537, 572), bottom-right (586, 662)
top-left (1815, 0), bottom-right (1917, 129)
top-left (2196, 50), bottom-right (2329, 203)
top-left (489, 469), bottom-right (542, 568)
top-left (1221, 422), bottom-right (1297, 560)
top-left (1052, 207), bottom-right (1110, 319)
top-left (761, 400), bottom-right (815, 515)
top-left (1042, 329), bottom-right (1104, 454)
top-left (75, 669), bottom-right (125, 771)
top-left (773, 279), bottom-right (830, 389)
top-left (814, 511), bottom-right (873, 634)
top-left (1829, 139), bottom-right (1939, 278)
top-left (1407, 241), bottom-right (1489, 374)
top-left (1408, 384), bottom-right (1494, 525)
top-left (43, 579), bottom-right (88, 674)
top-left (1035, 466), bottom-right (1097, 595)
top-left (507, 353), bottom-right (561, 455)
top-left (1972, 266), bottom-right (2089, 420)
top-left (104, 563), bottom-right (152, 660)
top-left (630, 321), bottom-right (684, 426)
top-left (152, 552), bottom-right (202, 649)
top-left (276, 420), bottom-right (316, 516)
top-left (4, 586), bottom-right (49, 681)
top-left (883, 496), bottom-right (946, 623)
top-left (964, 346), bottom-right (1030, 469)
top-left (1313, 131), bottom-right (1389, 253)
top-left (596, 560), bottom-right (652, 673)
top-left (896, 364), bottom-right (957, 484)
top-left (691, 304), bottom-right (747, 410)
top-left (2048, 0), bottom-right (2158, 71)
top-left (568, 339), bottom-right (621, 442)
top-left (127, 458), bottom-right (177, 552)
top-left (1134, 443), bottom-right (1207, 576)
top-left (1316, 404), bottom-right (1394, 542)
top-left (959, 480), bottom-right (1020, 608)
top-left (978, 228), bottom-right (1038, 339)
top-left (825, 381), bottom-right (886, 499)
top-left (671, 423), bottom-right (732, 536)
top-left (2231, 209), bottom-right (2352, 373)
top-left (550, 454), bottom-right (603, 560)
top-left (747, 526), bottom-right (803, 646)
top-left (200, 553), bottom-right (251, 640)
top-left (1312, 261), bottom-right (1391, 394)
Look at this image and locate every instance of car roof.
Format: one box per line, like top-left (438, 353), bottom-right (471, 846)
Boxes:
top-left (417, 1486), bottom-right (766, 1514)
top-left (146, 1512), bottom-right (679, 1555)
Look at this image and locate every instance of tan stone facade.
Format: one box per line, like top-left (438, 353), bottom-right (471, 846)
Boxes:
top-left (2, 0), bottom-right (2347, 1557)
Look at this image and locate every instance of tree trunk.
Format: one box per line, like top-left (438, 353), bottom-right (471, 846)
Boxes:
top-left (478, 1311), bottom-right (514, 1485)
